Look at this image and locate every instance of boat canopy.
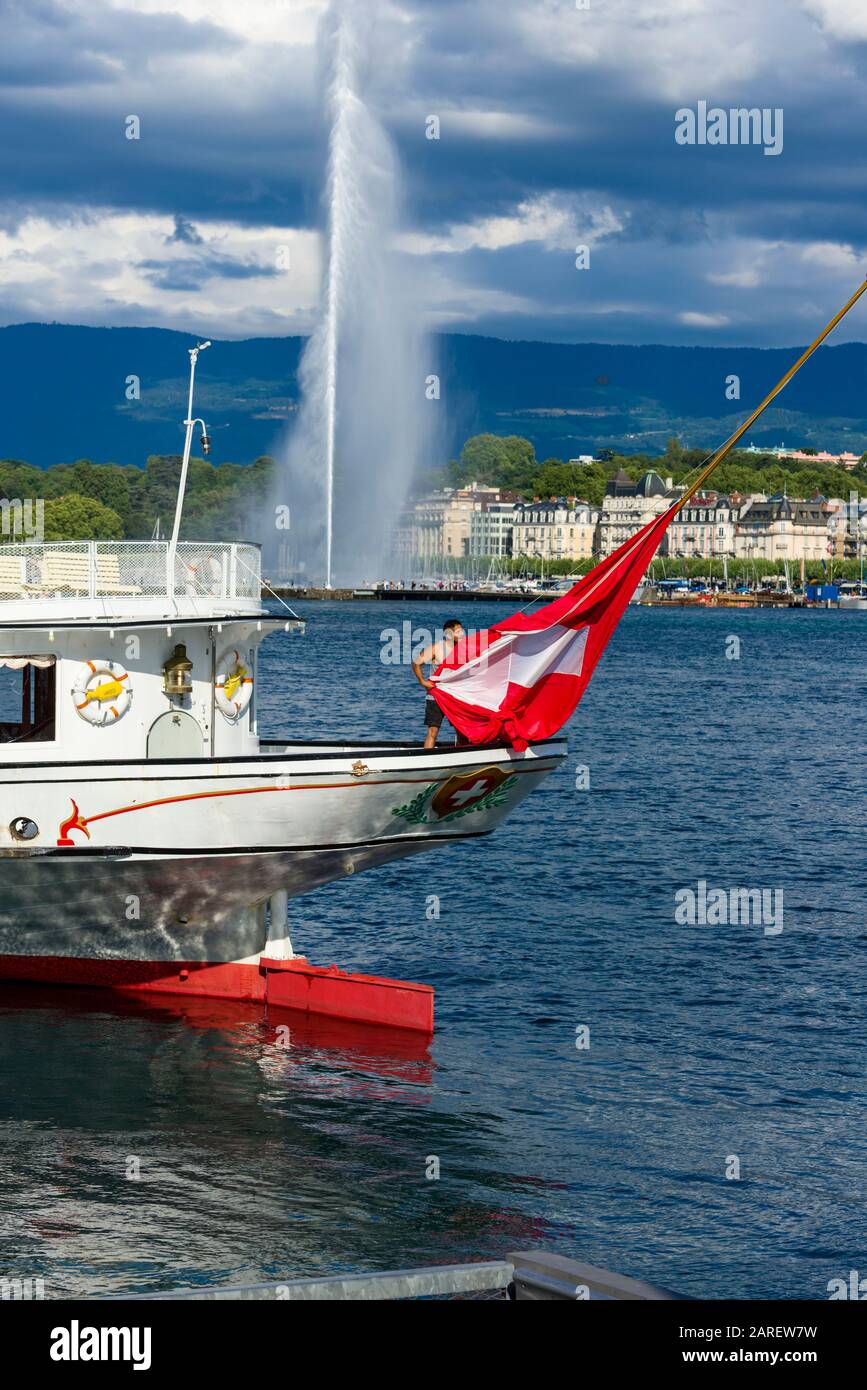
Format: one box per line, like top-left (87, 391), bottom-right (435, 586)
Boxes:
top-left (0, 656), bottom-right (55, 668)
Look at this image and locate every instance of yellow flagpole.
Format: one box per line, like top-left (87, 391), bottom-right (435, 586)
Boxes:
top-left (673, 276), bottom-right (867, 514)
top-left (550, 276), bottom-right (867, 621)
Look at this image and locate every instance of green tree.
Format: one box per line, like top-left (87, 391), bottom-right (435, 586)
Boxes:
top-left (125, 455), bottom-right (187, 537)
top-left (0, 459), bottom-right (52, 501)
top-left (43, 460), bottom-right (134, 531)
top-left (42, 494), bottom-right (124, 541)
top-left (457, 434), bottom-right (536, 486)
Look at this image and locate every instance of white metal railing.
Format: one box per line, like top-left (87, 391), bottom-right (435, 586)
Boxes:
top-left (0, 541), bottom-right (262, 605)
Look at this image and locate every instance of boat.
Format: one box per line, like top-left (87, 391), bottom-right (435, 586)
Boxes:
top-left (0, 345), bottom-right (566, 1026)
top-left (838, 538), bottom-right (867, 608)
top-left (838, 582), bottom-right (867, 610)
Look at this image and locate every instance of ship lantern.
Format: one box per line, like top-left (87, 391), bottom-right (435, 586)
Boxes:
top-left (163, 643), bottom-right (193, 698)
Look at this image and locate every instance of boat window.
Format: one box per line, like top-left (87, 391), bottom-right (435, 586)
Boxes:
top-left (0, 657), bottom-right (56, 743)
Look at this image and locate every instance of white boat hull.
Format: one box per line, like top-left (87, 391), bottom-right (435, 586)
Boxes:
top-left (0, 739), bottom-right (565, 968)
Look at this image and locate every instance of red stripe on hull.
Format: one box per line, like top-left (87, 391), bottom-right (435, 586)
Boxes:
top-left (0, 954), bottom-right (434, 1034)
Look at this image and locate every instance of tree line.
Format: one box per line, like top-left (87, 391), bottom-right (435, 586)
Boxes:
top-left (429, 432), bottom-right (867, 509)
top-left (0, 455), bottom-right (275, 542)
top-left (1, 431), bottom-right (865, 545)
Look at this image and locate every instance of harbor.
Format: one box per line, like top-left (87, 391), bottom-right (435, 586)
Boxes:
top-left (3, 599), bottom-right (865, 1302)
top-left (269, 579), bottom-right (867, 609)
top-left (4, 0), bottom-right (867, 1347)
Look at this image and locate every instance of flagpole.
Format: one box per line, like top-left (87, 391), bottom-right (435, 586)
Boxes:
top-left (438, 279), bottom-right (867, 741)
top-left (550, 277), bottom-right (867, 621)
top-left (674, 276), bottom-right (867, 512)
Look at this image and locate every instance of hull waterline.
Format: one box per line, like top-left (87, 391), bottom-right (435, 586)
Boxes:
top-left (0, 739), bottom-right (566, 1028)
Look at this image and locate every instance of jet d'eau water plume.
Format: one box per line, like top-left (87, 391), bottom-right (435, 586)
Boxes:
top-left (281, 1), bottom-right (428, 587)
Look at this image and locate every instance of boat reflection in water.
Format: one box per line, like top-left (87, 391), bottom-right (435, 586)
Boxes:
top-left (0, 983), bottom-right (441, 1297)
top-left (1, 983), bottom-right (560, 1297)
top-left (0, 982), bottom-right (434, 1097)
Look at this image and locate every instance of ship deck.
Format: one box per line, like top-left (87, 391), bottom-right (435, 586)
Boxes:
top-left (0, 539), bottom-right (274, 623)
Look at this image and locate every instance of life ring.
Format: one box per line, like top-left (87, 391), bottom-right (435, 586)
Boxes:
top-left (72, 659), bottom-right (132, 726)
top-left (215, 647), bottom-right (253, 720)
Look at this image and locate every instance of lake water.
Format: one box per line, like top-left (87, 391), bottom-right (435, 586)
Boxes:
top-left (1, 600), bottom-right (865, 1298)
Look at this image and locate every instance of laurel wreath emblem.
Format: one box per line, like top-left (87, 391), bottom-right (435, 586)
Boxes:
top-left (390, 774), bottom-right (517, 825)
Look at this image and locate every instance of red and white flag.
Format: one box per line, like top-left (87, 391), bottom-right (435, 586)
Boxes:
top-left (431, 280), bottom-right (867, 747)
top-left (432, 501), bottom-right (676, 749)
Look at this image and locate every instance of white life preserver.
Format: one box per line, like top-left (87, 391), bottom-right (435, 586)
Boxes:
top-left (72, 659), bottom-right (132, 726)
top-left (215, 647), bottom-right (253, 720)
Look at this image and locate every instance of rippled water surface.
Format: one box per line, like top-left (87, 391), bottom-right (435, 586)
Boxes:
top-left (1, 601), bottom-right (865, 1298)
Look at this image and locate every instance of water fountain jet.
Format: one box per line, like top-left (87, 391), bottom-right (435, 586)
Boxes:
top-left (280, 1), bottom-right (429, 588)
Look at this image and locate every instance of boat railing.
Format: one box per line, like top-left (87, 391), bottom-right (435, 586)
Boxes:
top-left (0, 540), bottom-right (261, 606)
top-left (112, 1249), bottom-right (685, 1301)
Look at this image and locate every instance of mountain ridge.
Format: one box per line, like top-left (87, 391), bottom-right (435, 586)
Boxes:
top-left (3, 322), bottom-right (867, 468)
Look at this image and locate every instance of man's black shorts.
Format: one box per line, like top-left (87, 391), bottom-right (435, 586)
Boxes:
top-left (424, 697), bottom-right (444, 728)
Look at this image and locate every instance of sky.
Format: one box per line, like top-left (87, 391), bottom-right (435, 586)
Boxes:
top-left (2, 0), bottom-right (867, 346)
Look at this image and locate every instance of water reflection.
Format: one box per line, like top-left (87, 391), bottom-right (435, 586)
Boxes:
top-left (0, 985), bottom-right (543, 1297)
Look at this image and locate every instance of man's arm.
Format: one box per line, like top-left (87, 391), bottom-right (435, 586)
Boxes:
top-left (411, 641), bottom-right (438, 691)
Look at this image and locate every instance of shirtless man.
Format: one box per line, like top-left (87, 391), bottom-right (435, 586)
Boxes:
top-left (411, 618), bottom-right (465, 749)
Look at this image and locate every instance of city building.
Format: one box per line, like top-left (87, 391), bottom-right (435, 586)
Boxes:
top-left (512, 498), bottom-right (599, 561)
top-left (469, 499), bottom-right (521, 558)
top-left (667, 491), bottom-right (743, 559)
top-left (407, 484), bottom-right (503, 564)
top-left (734, 493), bottom-right (832, 562)
top-left (395, 459), bottom-right (864, 573)
top-left (742, 443), bottom-right (864, 470)
top-left (598, 469), bottom-right (678, 556)
top-left (819, 494), bottom-right (867, 559)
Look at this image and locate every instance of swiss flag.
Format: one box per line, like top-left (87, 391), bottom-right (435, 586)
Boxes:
top-left (432, 500), bottom-right (676, 750)
top-left (433, 277), bottom-right (867, 747)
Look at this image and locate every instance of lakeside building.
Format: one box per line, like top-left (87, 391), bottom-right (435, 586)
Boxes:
top-left (742, 442), bottom-right (863, 470)
top-left (469, 498), bottom-right (523, 558)
top-left (597, 469), bottom-right (680, 557)
top-left (512, 499), bottom-right (599, 561)
top-left (404, 484), bottom-right (506, 564)
top-left (813, 494), bottom-right (867, 559)
top-left (733, 493), bottom-right (831, 562)
top-left (667, 489), bottom-right (860, 564)
top-left (394, 471), bottom-right (859, 572)
top-left (668, 490), bottom-right (744, 559)
top-left (402, 488), bottom-right (600, 563)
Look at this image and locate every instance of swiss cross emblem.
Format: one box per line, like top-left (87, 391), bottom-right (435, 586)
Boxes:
top-left (390, 765), bottom-right (517, 827)
top-left (431, 766), bottom-right (509, 819)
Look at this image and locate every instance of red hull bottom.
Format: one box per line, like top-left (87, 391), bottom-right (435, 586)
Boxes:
top-left (0, 953), bottom-right (434, 1034)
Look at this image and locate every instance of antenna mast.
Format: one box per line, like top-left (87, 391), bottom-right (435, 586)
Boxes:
top-left (168, 341), bottom-right (212, 565)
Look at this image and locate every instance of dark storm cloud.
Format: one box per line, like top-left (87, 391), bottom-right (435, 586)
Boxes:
top-left (0, 0), bottom-right (318, 227)
top-left (138, 252), bottom-right (280, 291)
top-left (0, 0), bottom-right (233, 87)
top-left (0, 93), bottom-right (319, 228)
top-left (2, 0), bottom-right (867, 342)
top-left (389, 2), bottom-right (865, 246)
top-left (165, 216), bottom-right (204, 245)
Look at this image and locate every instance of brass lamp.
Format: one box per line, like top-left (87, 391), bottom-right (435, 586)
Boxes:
top-left (163, 643), bottom-right (193, 698)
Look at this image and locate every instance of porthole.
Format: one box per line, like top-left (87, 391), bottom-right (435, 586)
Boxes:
top-left (10, 817), bottom-right (39, 841)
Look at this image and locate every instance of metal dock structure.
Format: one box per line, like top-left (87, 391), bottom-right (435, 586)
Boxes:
top-left (113, 1251), bottom-right (684, 1302)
